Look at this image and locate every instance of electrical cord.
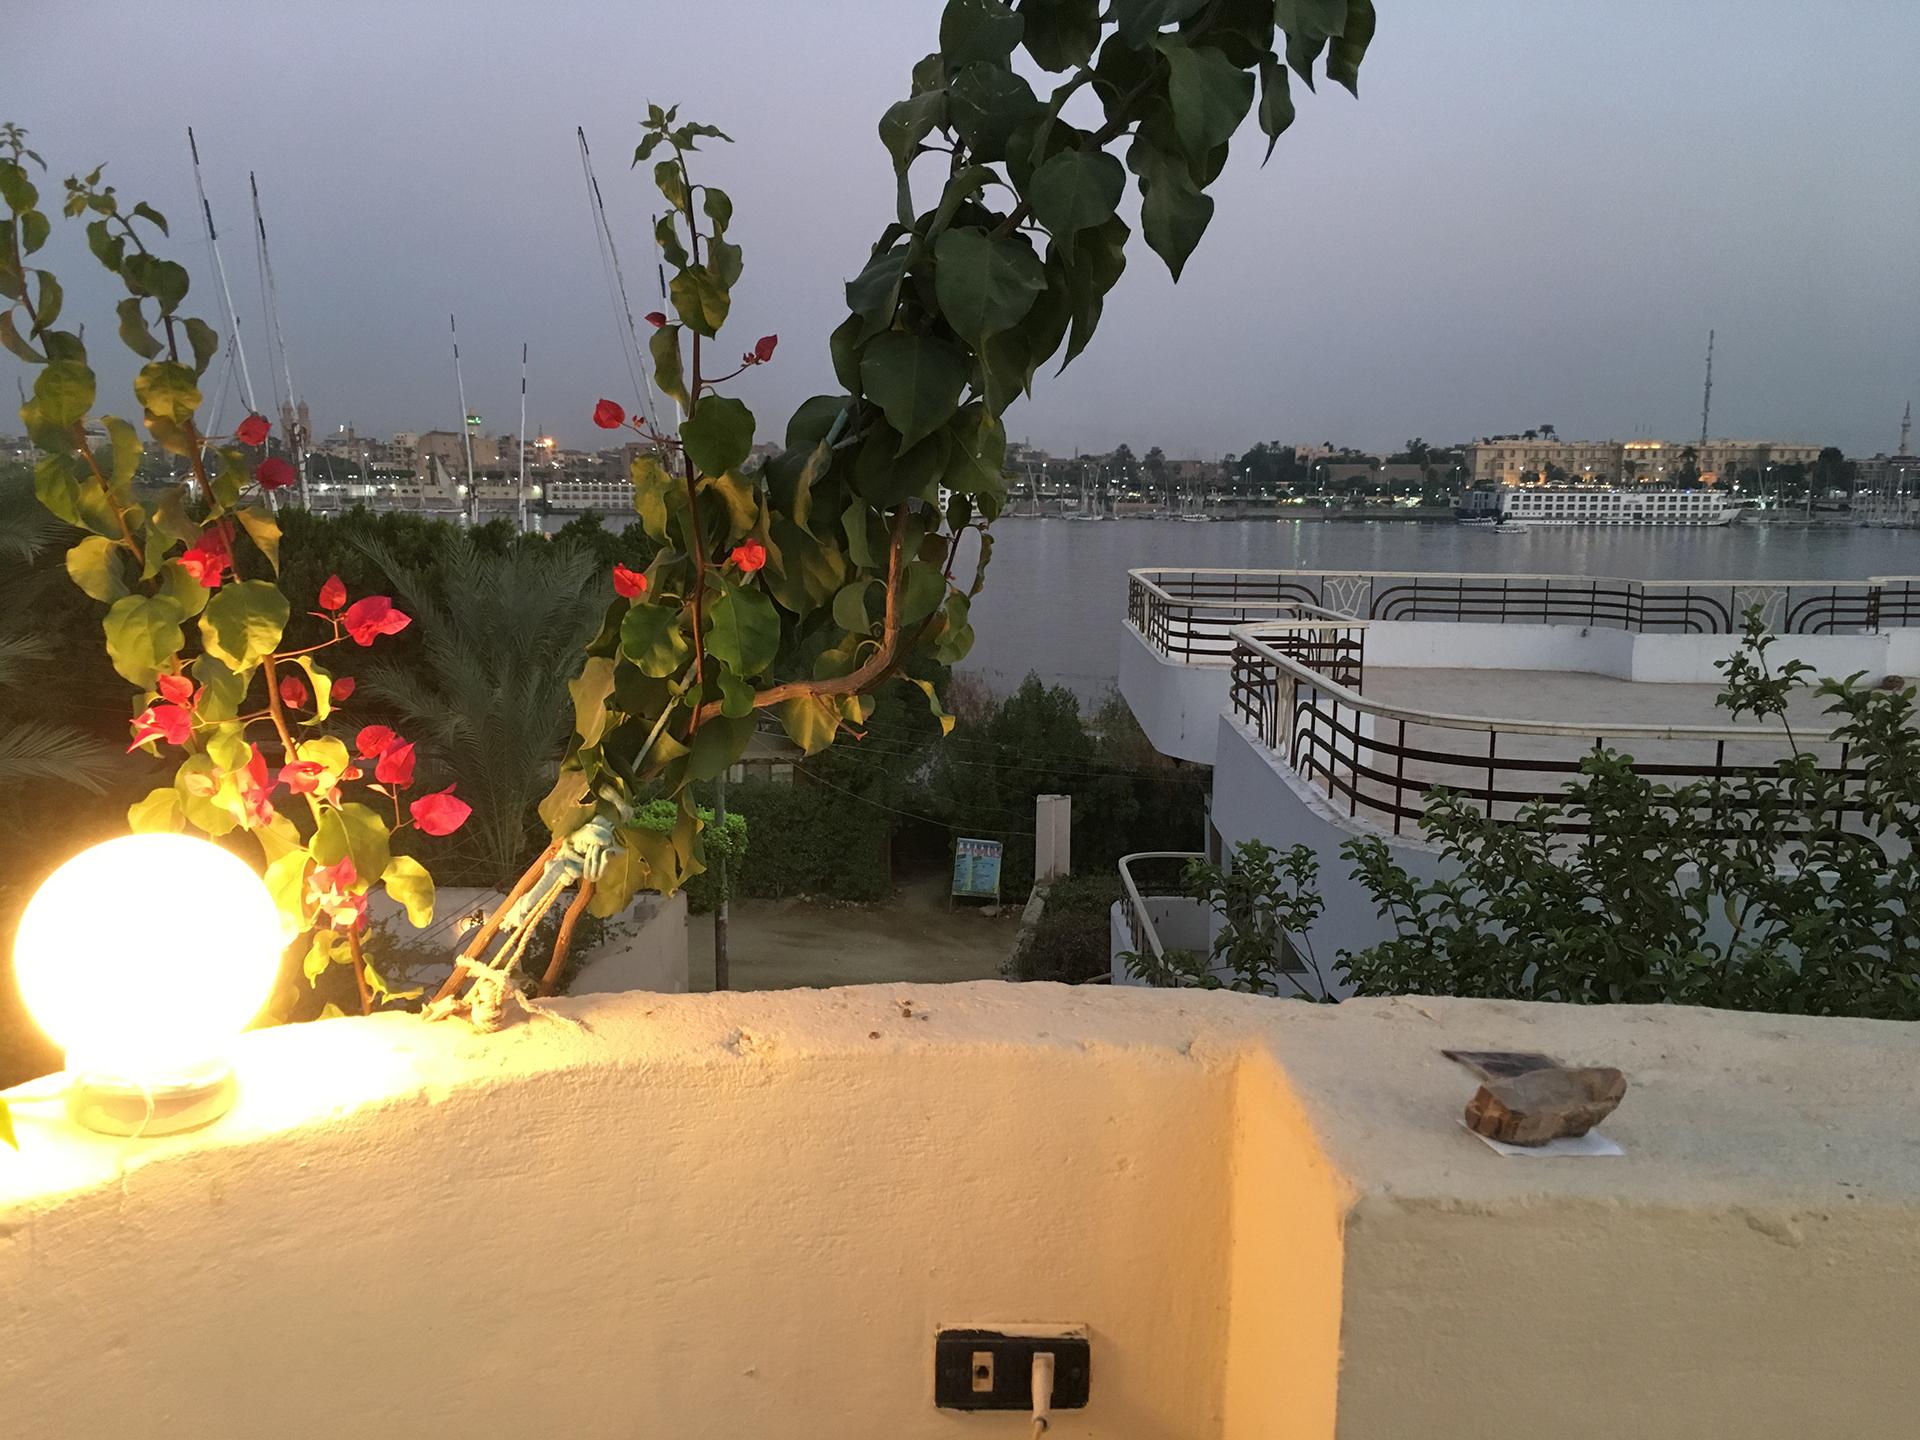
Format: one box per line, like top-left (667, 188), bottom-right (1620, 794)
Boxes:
top-left (1030, 1350), bottom-right (1055, 1436)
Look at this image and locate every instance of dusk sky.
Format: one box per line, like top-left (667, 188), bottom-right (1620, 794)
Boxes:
top-left (9, 1), bottom-right (1918, 457)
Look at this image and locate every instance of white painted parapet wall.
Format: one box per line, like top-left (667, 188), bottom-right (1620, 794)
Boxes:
top-left (5, 985), bottom-right (1918, 1438)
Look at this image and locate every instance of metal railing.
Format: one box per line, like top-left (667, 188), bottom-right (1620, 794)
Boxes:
top-left (1228, 625), bottom-right (1866, 839)
top-left (1128, 568), bottom-right (1920, 650)
top-left (1116, 851), bottom-right (1206, 965)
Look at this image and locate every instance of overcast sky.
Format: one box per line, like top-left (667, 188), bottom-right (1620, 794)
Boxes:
top-left (9, 1), bottom-right (1918, 457)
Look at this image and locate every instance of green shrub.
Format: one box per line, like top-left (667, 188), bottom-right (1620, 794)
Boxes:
top-left (721, 779), bottom-right (891, 903)
top-left (1014, 871), bottom-right (1122, 984)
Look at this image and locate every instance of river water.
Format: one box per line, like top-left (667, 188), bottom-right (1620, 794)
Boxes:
top-left (957, 517), bottom-right (1918, 697)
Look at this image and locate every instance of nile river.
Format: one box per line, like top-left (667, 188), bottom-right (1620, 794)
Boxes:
top-left (958, 517), bottom-right (1918, 697)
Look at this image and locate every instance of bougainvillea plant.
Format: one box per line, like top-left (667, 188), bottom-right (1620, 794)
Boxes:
top-left (0, 121), bottom-right (469, 1029)
top-left (484, 0), bottom-right (1375, 988)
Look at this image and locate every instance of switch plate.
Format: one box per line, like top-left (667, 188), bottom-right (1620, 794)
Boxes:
top-left (934, 1327), bottom-right (1091, 1411)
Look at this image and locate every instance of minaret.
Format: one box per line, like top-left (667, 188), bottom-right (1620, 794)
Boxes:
top-left (1699, 329), bottom-right (1714, 449)
top-left (1900, 401), bottom-right (1911, 457)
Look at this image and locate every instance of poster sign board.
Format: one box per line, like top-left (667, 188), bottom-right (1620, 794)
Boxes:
top-left (951, 837), bottom-right (1003, 903)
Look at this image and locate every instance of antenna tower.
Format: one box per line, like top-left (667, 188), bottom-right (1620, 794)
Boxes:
top-left (1900, 402), bottom-right (1911, 457)
top-left (1699, 329), bottom-right (1714, 449)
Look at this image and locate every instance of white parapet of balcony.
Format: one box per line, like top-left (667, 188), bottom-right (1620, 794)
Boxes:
top-left (5, 984), bottom-right (1920, 1438)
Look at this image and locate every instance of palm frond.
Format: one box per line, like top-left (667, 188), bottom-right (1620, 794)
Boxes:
top-left (0, 721), bottom-right (124, 793)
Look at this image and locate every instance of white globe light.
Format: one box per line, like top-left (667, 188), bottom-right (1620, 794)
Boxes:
top-left (14, 834), bottom-right (283, 1094)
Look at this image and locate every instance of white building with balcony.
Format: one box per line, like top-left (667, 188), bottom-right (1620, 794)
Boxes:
top-left (1117, 567), bottom-right (1920, 986)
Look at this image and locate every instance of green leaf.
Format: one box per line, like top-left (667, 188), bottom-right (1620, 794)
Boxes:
top-left (381, 855), bottom-right (436, 928)
top-left (778, 695), bottom-right (841, 756)
top-left (1256, 58), bottom-right (1297, 160)
top-left (235, 505), bottom-right (281, 573)
top-left (1113, 0), bottom-right (1208, 45)
top-left (942, 0), bottom-right (1024, 64)
top-left (855, 423), bottom-right (950, 506)
top-left (1130, 140), bottom-right (1215, 281)
top-left (701, 186), bottom-right (733, 236)
top-left (31, 271), bottom-right (62, 330)
top-left (878, 92), bottom-right (948, 175)
top-left (790, 439), bottom-right (831, 535)
top-left (934, 591), bottom-right (976, 662)
top-left (846, 243), bottom-right (912, 341)
top-left (1286, 27), bottom-right (1326, 87)
top-left (264, 848), bottom-right (311, 932)
top-left (708, 235), bottom-right (743, 289)
top-left (0, 312), bottom-right (42, 365)
top-left (1061, 214), bottom-right (1129, 369)
top-left (103, 414), bottom-right (142, 488)
top-left (934, 227), bottom-right (1046, 344)
top-left (123, 253), bottom-right (190, 315)
top-left (763, 516), bottom-right (846, 619)
top-left (1160, 40), bottom-right (1257, 162)
top-left (669, 264), bottom-right (730, 337)
top-left (128, 785), bottom-right (184, 834)
top-left (151, 559), bottom-right (209, 619)
top-left (834, 579), bottom-right (882, 635)
top-left (908, 675), bottom-right (957, 736)
top-left (1018, 0), bottom-right (1100, 70)
top-left (654, 158), bottom-right (691, 212)
top-left (1027, 148), bottom-right (1126, 239)
top-left (900, 561), bottom-right (948, 627)
top-left (313, 802), bottom-right (391, 890)
top-left (948, 63), bottom-right (1042, 160)
top-left (199, 579), bottom-right (289, 672)
top-left (34, 359), bottom-right (94, 426)
top-left (860, 332), bottom-right (969, 452)
top-left (192, 653), bottom-right (246, 721)
top-left (103, 594), bottom-right (184, 687)
top-left (539, 768), bottom-right (595, 838)
top-left (571, 656), bottom-right (618, 746)
top-left (66, 536), bottom-right (128, 601)
top-left (184, 317), bottom-right (219, 377)
top-left (683, 714), bottom-right (752, 785)
top-left (943, 404), bottom-right (1009, 500)
top-left (650, 323), bottom-right (689, 411)
top-left (630, 452), bottom-right (674, 540)
top-left (1278, 0), bottom-right (1349, 39)
top-left (681, 394), bottom-right (755, 477)
top-left (620, 602), bottom-right (691, 678)
top-left (133, 361), bottom-right (201, 423)
top-left (20, 207), bottom-right (50, 255)
top-left (1325, 0), bottom-right (1376, 95)
top-left (132, 200), bottom-right (170, 235)
top-left (116, 296), bottom-right (162, 359)
top-left (294, 655), bottom-right (335, 726)
top-left (699, 469), bottom-right (759, 540)
top-left (705, 574), bottom-right (781, 677)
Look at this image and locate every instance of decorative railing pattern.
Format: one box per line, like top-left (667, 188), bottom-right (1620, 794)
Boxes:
top-left (1227, 627), bottom-right (1866, 839)
top-left (1128, 568), bottom-right (1920, 653)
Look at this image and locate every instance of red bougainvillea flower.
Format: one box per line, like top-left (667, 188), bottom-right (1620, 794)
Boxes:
top-left (235, 414), bottom-right (271, 446)
top-left (410, 785), bottom-right (472, 837)
top-left (178, 522), bottom-right (234, 589)
top-left (593, 398), bottom-right (626, 429)
top-left (332, 675), bottom-right (356, 700)
top-left (342, 763), bottom-right (364, 782)
top-left (318, 574), bottom-right (348, 611)
top-left (751, 334), bottom-right (778, 363)
top-left (375, 739), bottom-right (416, 788)
top-left (342, 596), bottom-right (412, 646)
top-left (355, 724), bottom-right (398, 759)
top-left (279, 760), bottom-right (327, 796)
top-left (255, 456), bottom-right (297, 491)
top-left (612, 563), bottom-right (648, 598)
top-left (278, 673), bottom-right (310, 710)
top-left (237, 745), bottom-right (277, 828)
top-left (127, 703), bottom-right (192, 751)
top-left (307, 854), bottom-right (366, 931)
top-left (156, 672), bottom-right (195, 706)
top-left (644, 311), bottom-right (666, 328)
top-left (730, 539), bottom-right (767, 574)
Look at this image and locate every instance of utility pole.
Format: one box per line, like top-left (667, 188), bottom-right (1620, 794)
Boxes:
top-left (450, 314), bottom-right (476, 526)
top-left (517, 343), bottom-right (530, 535)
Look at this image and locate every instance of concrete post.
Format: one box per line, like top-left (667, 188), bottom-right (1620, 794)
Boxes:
top-left (1035, 793), bottom-right (1071, 884)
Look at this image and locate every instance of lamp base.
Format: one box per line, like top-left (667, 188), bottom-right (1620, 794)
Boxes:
top-left (67, 1062), bottom-right (237, 1136)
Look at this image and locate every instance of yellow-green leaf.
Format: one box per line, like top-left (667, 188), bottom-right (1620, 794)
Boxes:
top-left (199, 579), bottom-right (289, 671)
top-left (381, 855), bottom-right (435, 928)
top-left (235, 505), bottom-right (281, 574)
top-left (570, 656), bottom-right (617, 745)
top-left (103, 593), bottom-right (185, 687)
top-left (128, 786), bottom-right (183, 833)
top-left (66, 536), bottom-right (128, 602)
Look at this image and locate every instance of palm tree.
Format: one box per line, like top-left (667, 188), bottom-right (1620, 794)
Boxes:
top-left (355, 535), bottom-right (606, 884)
top-left (0, 474), bottom-right (121, 793)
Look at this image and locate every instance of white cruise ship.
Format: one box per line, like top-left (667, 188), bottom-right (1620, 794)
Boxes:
top-left (1456, 486), bottom-right (1734, 527)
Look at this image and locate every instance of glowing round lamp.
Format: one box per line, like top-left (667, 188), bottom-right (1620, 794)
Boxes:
top-left (13, 834), bottom-right (283, 1135)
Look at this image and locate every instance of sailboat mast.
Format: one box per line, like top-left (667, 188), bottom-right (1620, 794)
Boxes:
top-left (518, 342), bottom-right (530, 535)
top-left (187, 129), bottom-right (258, 420)
top-left (249, 171), bottom-right (307, 508)
top-left (450, 313), bottom-right (476, 525)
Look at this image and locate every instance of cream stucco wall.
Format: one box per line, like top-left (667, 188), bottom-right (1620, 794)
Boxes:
top-left (4, 986), bottom-right (1918, 1439)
